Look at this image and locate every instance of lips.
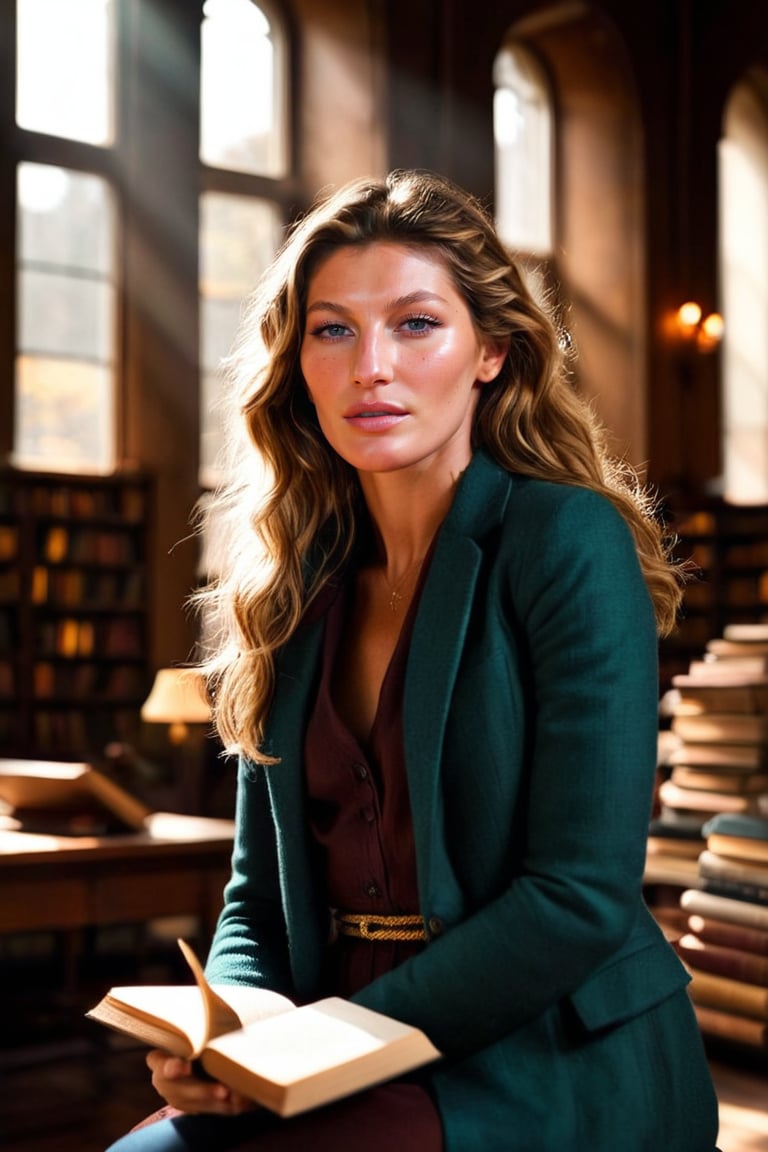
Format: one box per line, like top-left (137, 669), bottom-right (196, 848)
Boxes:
top-left (343, 403), bottom-right (408, 431)
top-left (344, 403), bottom-right (406, 418)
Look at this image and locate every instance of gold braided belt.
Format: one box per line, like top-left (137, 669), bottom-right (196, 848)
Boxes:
top-left (334, 912), bottom-right (428, 942)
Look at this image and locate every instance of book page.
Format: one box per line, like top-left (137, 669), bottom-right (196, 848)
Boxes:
top-left (178, 938), bottom-right (241, 1053)
top-left (87, 981), bottom-right (295, 1058)
top-left (203, 997), bottom-right (440, 1115)
top-left (88, 985), bottom-right (206, 1057)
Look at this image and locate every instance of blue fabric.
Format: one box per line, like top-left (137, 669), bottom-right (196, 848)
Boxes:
top-left (106, 1082), bottom-right (443, 1151)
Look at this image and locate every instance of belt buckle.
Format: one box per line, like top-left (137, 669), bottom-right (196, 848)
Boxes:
top-left (358, 915), bottom-right (389, 940)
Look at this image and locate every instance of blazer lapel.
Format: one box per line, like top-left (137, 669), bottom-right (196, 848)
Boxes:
top-left (404, 452), bottom-right (511, 915)
top-left (262, 615), bottom-right (327, 994)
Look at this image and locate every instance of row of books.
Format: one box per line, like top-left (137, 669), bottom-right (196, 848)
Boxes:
top-left (28, 707), bottom-right (144, 754)
top-left (34, 616), bottom-right (144, 660)
top-left (33, 660), bottom-right (148, 700)
top-left (30, 564), bottom-right (145, 608)
top-left (39, 525), bottom-right (142, 567)
top-left (0, 478), bottom-right (147, 522)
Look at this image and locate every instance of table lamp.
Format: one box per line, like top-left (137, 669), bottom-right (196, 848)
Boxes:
top-left (141, 668), bottom-right (212, 812)
top-left (141, 668), bottom-right (212, 743)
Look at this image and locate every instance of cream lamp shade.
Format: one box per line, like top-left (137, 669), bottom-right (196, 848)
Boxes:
top-left (141, 668), bottom-right (212, 744)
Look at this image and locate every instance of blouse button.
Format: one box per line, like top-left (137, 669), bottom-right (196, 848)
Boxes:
top-left (353, 763), bottom-right (368, 781)
top-left (360, 805), bottom-right (376, 823)
top-left (427, 916), bottom-right (445, 937)
top-left (366, 881), bottom-right (381, 899)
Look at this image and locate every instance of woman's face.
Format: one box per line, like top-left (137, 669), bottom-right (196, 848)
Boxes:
top-left (300, 241), bottom-right (506, 478)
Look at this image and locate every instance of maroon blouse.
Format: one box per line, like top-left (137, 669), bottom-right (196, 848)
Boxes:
top-left (304, 571), bottom-right (428, 998)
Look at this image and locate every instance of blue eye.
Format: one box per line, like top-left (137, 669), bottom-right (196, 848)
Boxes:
top-left (310, 322), bottom-right (349, 339)
top-left (401, 314), bottom-right (440, 334)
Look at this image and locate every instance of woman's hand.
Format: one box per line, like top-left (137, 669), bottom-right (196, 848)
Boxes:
top-left (146, 1050), bottom-right (257, 1115)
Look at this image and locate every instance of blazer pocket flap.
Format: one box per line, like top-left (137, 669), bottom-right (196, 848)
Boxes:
top-left (568, 941), bottom-right (690, 1033)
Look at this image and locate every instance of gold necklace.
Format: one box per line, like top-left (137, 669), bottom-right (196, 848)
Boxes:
top-left (385, 554), bottom-right (428, 612)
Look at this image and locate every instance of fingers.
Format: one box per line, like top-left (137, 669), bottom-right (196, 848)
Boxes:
top-left (145, 1050), bottom-right (240, 1115)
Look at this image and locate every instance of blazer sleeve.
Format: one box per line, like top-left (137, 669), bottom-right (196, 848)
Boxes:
top-left (205, 757), bottom-right (295, 994)
top-left (353, 485), bottom-right (669, 1054)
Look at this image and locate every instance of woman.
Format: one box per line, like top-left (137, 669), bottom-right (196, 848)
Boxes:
top-left (108, 169), bottom-right (719, 1151)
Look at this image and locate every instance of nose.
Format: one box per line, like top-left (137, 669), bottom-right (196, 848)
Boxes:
top-left (352, 328), bottom-right (393, 387)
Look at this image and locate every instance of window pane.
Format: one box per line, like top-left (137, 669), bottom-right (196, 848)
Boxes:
top-left (15, 359), bottom-right (114, 474)
top-left (494, 44), bottom-right (552, 255)
top-left (15, 163), bottom-right (116, 473)
top-left (200, 0), bottom-right (286, 176)
top-left (16, 0), bottom-right (115, 145)
top-left (19, 164), bottom-right (113, 272)
top-left (720, 82), bottom-right (768, 504)
top-left (20, 271), bottom-right (114, 361)
top-left (199, 191), bottom-right (283, 483)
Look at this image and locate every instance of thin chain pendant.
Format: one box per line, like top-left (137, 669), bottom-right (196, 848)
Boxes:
top-left (389, 588), bottom-right (403, 612)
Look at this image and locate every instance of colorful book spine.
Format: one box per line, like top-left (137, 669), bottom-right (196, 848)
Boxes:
top-left (687, 914), bottom-right (768, 957)
top-left (692, 1003), bottom-right (768, 1048)
top-left (681, 888), bottom-right (768, 931)
top-left (675, 932), bottom-right (768, 986)
top-left (687, 968), bottom-right (768, 1020)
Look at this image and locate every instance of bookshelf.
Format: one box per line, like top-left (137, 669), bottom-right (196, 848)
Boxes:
top-left (660, 501), bottom-right (768, 689)
top-left (0, 468), bottom-right (153, 759)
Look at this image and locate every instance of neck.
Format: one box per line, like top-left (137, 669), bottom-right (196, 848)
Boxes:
top-left (358, 460), bottom-right (465, 579)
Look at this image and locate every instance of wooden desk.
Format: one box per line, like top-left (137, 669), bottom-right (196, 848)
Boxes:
top-left (0, 812), bottom-right (234, 937)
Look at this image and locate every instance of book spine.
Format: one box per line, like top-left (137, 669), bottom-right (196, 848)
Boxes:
top-left (680, 888), bottom-right (768, 931)
top-left (701, 878), bottom-right (768, 906)
top-left (692, 1004), bottom-right (768, 1048)
top-left (699, 849), bottom-right (768, 887)
top-left (676, 937), bottom-right (768, 986)
top-left (687, 969), bottom-right (768, 1020)
top-left (706, 833), bottom-right (768, 865)
top-left (688, 914), bottom-right (768, 956)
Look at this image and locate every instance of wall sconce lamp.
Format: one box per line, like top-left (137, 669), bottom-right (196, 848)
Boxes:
top-left (141, 667), bottom-right (212, 745)
top-left (673, 301), bottom-right (724, 353)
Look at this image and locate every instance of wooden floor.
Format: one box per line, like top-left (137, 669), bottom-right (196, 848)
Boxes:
top-left (1, 940), bottom-right (766, 1151)
top-left (2, 1034), bottom-right (158, 1152)
top-left (711, 1056), bottom-right (768, 1151)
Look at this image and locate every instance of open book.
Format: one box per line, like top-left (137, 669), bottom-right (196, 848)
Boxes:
top-left (86, 940), bottom-right (440, 1117)
top-left (0, 758), bottom-right (150, 835)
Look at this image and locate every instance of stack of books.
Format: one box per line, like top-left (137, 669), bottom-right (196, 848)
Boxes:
top-left (646, 624), bottom-right (768, 940)
top-left (677, 812), bottom-right (768, 1050)
top-left (651, 626), bottom-right (768, 872)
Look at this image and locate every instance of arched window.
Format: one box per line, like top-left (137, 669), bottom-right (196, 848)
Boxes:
top-left (493, 41), bottom-right (553, 257)
top-left (199, 193), bottom-right (284, 485)
top-left (490, 11), bottom-right (647, 473)
top-left (14, 0), bottom-right (117, 473)
top-left (200, 0), bottom-right (287, 177)
top-left (719, 73), bottom-right (768, 503)
top-left (198, 0), bottom-right (290, 487)
top-left (15, 0), bottom-right (114, 145)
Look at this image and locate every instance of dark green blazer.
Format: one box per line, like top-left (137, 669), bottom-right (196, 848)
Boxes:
top-left (206, 451), bottom-right (718, 1150)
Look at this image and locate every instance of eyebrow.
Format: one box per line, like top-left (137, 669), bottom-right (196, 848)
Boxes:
top-left (305, 289), bottom-right (450, 315)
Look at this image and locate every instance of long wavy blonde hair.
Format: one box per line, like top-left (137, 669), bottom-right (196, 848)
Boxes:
top-left (195, 168), bottom-right (684, 761)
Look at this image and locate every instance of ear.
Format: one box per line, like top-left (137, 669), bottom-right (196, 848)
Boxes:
top-left (476, 337), bottom-right (509, 384)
